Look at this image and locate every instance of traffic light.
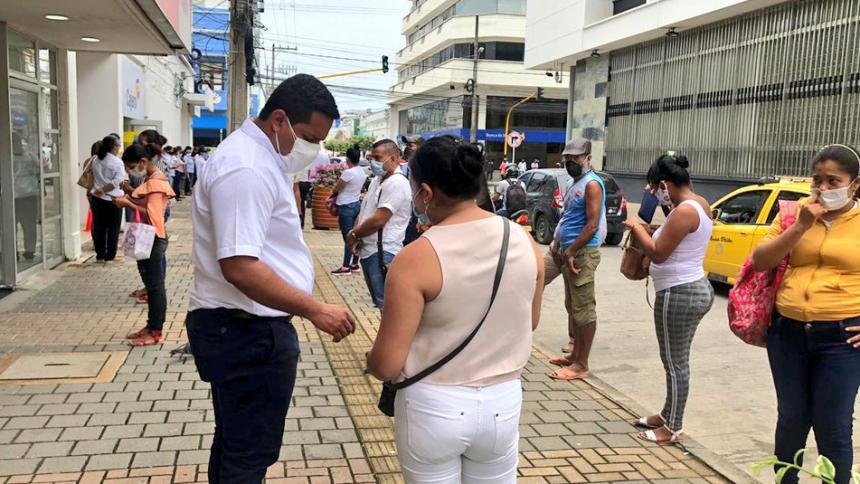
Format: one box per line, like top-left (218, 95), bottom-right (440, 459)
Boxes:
top-left (536, 87), bottom-right (544, 100)
top-left (382, 55), bottom-right (389, 74)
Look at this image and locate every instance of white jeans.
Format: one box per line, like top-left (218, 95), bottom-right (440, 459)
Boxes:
top-left (394, 379), bottom-right (522, 484)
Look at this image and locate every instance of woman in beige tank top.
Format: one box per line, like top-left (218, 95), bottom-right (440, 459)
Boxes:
top-left (366, 136), bottom-right (545, 483)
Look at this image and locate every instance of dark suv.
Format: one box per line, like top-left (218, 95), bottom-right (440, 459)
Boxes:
top-left (519, 169), bottom-right (627, 246)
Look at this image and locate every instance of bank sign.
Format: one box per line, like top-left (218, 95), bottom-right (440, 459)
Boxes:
top-left (121, 57), bottom-right (145, 119)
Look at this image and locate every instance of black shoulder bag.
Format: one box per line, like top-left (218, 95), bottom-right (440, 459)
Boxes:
top-left (377, 218), bottom-right (511, 417)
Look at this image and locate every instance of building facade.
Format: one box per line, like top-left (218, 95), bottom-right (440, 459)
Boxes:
top-left (390, 0), bottom-right (570, 166)
top-left (526, 0), bottom-right (860, 198)
top-left (190, 0), bottom-right (259, 147)
top-left (359, 109), bottom-right (391, 140)
top-left (0, 0), bottom-right (192, 287)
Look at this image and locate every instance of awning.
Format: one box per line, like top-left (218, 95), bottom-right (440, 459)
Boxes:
top-left (0, 0), bottom-right (192, 54)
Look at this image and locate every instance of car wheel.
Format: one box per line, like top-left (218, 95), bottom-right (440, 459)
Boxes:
top-left (535, 214), bottom-right (552, 244)
top-left (605, 232), bottom-right (623, 246)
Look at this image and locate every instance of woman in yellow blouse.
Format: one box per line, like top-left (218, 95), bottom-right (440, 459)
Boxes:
top-left (752, 144), bottom-right (860, 484)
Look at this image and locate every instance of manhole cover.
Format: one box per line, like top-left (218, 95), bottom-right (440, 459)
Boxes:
top-left (0, 352), bottom-right (127, 384)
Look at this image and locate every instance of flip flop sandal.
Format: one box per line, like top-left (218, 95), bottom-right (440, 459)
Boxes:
top-left (633, 416), bottom-right (665, 429)
top-left (547, 367), bottom-right (590, 381)
top-left (135, 295), bottom-right (149, 305)
top-left (128, 331), bottom-right (162, 347)
top-left (128, 289), bottom-right (147, 298)
top-left (638, 426), bottom-right (685, 446)
top-left (126, 327), bottom-right (149, 339)
top-left (549, 355), bottom-right (573, 366)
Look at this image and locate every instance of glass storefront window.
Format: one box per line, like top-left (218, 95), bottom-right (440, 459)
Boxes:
top-left (8, 30), bottom-right (36, 77)
top-left (38, 48), bottom-right (56, 85)
top-left (10, 87), bottom-right (44, 271)
top-left (42, 177), bottom-right (60, 220)
top-left (40, 87), bottom-right (57, 131)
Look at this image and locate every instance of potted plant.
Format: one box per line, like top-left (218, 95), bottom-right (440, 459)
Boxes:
top-left (311, 162), bottom-right (344, 229)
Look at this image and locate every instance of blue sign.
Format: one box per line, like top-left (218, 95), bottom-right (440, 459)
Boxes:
top-left (12, 111), bottom-right (27, 126)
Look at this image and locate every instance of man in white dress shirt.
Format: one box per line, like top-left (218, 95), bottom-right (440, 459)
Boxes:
top-left (185, 74), bottom-right (355, 483)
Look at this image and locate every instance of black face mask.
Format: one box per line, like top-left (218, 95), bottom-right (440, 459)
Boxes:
top-left (565, 160), bottom-right (583, 179)
top-left (403, 147), bottom-right (415, 160)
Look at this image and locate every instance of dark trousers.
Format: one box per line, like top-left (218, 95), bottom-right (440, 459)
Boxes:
top-left (298, 181), bottom-right (312, 228)
top-left (14, 195), bottom-right (39, 255)
top-left (186, 309), bottom-right (300, 484)
top-left (185, 172), bottom-right (196, 195)
top-left (90, 196), bottom-right (122, 261)
top-left (337, 201), bottom-right (361, 268)
top-left (137, 237), bottom-right (168, 331)
top-left (767, 313), bottom-right (860, 484)
top-left (172, 173), bottom-right (185, 200)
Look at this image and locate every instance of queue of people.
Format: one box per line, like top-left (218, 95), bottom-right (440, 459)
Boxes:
top-left (165, 72), bottom-right (860, 483)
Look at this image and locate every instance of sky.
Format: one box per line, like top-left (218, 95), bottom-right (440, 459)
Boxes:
top-left (256, 0), bottom-right (409, 114)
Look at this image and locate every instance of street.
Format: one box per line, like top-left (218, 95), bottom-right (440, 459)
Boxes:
top-left (534, 242), bottom-right (860, 482)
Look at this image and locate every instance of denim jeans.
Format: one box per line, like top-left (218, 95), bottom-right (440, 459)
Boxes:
top-left (767, 313), bottom-right (860, 484)
top-left (360, 251), bottom-right (395, 308)
top-left (337, 201), bottom-right (361, 268)
top-left (186, 309), bottom-right (299, 484)
top-left (137, 237), bottom-right (168, 331)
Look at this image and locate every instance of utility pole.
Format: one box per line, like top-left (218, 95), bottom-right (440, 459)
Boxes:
top-left (469, 15), bottom-right (479, 143)
top-left (227, 0), bottom-right (250, 134)
top-left (269, 43), bottom-right (298, 91)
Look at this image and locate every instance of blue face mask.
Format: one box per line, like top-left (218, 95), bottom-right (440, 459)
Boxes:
top-left (370, 160), bottom-right (385, 177)
top-left (412, 187), bottom-right (431, 225)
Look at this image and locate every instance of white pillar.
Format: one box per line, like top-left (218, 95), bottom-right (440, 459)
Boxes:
top-left (58, 50), bottom-right (81, 261)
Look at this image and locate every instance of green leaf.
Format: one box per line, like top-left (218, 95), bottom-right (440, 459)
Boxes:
top-left (815, 455), bottom-right (836, 482)
top-left (752, 456), bottom-right (779, 476)
top-left (775, 466), bottom-right (789, 483)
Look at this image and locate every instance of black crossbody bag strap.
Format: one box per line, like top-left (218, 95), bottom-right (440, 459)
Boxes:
top-left (375, 172), bottom-right (406, 276)
top-left (393, 218), bottom-right (511, 390)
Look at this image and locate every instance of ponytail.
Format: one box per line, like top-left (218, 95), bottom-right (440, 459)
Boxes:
top-left (97, 135), bottom-right (118, 160)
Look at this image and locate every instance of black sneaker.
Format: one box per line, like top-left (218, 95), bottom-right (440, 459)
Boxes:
top-left (331, 267), bottom-right (351, 275)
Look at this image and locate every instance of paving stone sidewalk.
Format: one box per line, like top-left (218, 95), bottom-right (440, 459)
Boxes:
top-left (0, 201), bottom-right (733, 483)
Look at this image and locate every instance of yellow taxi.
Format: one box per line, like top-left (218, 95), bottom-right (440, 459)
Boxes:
top-left (705, 177), bottom-right (811, 285)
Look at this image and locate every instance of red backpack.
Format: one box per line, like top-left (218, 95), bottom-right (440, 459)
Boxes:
top-left (727, 200), bottom-right (797, 347)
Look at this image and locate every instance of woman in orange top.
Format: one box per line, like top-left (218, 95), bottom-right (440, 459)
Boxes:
top-left (115, 143), bottom-right (175, 346)
top-left (752, 144), bottom-right (860, 484)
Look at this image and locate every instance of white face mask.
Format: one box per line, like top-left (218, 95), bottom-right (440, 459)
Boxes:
top-left (814, 186), bottom-right (854, 212)
top-left (274, 118), bottom-right (320, 173)
top-left (130, 168), bottom-right (146, 178)
top-left (656, 185), bottom-right (673, 207)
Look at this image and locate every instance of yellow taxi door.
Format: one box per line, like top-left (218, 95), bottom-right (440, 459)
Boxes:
top-left (705, 189), bottom-right (773, 283)
top-left (751, 189), bottom-right (809, 249)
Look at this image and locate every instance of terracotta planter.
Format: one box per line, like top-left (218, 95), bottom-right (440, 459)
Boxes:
top-left (311, 186), bottom-right (340, 229)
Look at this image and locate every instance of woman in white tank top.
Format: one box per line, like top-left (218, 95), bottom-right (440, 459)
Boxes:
top-left (366, 136), bottom-right (545, 483)
top-left (623, 153), bottom-right (715, 445)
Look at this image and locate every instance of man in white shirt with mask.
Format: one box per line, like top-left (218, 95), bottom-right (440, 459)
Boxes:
top-left (348, 139), bottom-right (412, 309)
top-left (185, 74), bottom-right (356, 483)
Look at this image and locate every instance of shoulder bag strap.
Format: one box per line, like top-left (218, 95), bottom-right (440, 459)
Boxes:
top-left (375, 172), bottom-right (407, 275)
top-left (394, 218), bottom-right (511, 390)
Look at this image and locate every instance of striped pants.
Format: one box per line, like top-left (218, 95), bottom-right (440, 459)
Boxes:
top-left (653, 277), bottom-right (714, 431)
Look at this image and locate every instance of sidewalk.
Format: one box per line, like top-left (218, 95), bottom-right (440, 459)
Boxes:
top-left (0, 201), bottom-right (733, 483)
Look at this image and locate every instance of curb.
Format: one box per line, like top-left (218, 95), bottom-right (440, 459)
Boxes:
top-left (534, 346), bottom-right (759, 484)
